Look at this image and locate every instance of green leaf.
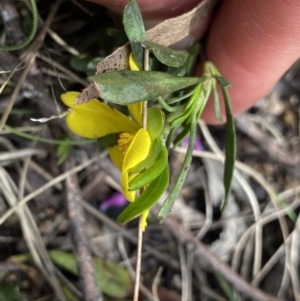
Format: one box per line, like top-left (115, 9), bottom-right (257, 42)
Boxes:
top-left (147, 107), bottom-right (165, 140)
top-left (172, 124), bottom-right (191, 147)
top-left (117, 165), bottom-right (169, 224)
top-left (70, 56), bottom-right (104, 76)
top-left (49, 250), bottom-right (132, 298)
top-left (57, 137), bottom-right (72, 165)
top-left (215, 78), bottom-right (236, 212)
top-left (166, 83), bottom-right (202, 129)
top-left (158, 83), bottom-right (208, 219)
top-left (123, 0), bottom-right (146, 69)
top-left (158, 121), bottom-right (195, 220)
top-left (214, 76), bottom-right (233, 89)
top-left (168, 103), bottom-right (194, 128)
top-left (142, 41), bottom-right (189, 68)
top-left (167, 44), bottom-right (200, 76)
top-left (212, 81), bottom-right (222, 122)
top-left (129, 145), bottom-right (168, 190)
top-left (128, 137), bottom-right (163, 175)
top-left (158, 96), bottom-right (177, 112)
top-left (89, 71), bottom-right (199, 105)
top-left (70, 55), bottom-right (93, 72)
top-left (4, 125), bottom-right (93, 146)
top-left (214, 271), bottom-right (238, 301)
top-left (0, 284), bottom-right (25, 301)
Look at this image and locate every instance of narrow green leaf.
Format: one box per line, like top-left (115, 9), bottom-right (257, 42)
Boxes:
top-left (167, 44), bottom-right (200, 76)
top-left (214, 271), bottom-right (238, 301)
top-left (167, 83), bottom-right (202, 128)
top-left (212, 81), bottom-right (222, 122)
top-left (147, 107), bottom-right (165, 140)
top-left (129, 145), bottom-right (168, 190)
top-left (167, 88), bottom-right (196, 104)
top-left (216, 81), bottom-right (236, 212)
top-left (142, 41), bottom-right (189, 68)
top-left (117, 165), bottom-right (169, 224)
top-left (123, 0), bottom-right (146, 69)
top-left (89, 71), bottom-right (200, 105)
top-left (172, 124), bottom-right (191, 147)
top-left (128, 137), bottom-right (163, 175)
top-left (168, 102), bottom-right (194, 128)
top-left (57, 136), bottom-right (72, 165)
top-left (4, 125), bottom-right (93, 145)
top-left (158, 121), bottom-right (195, 220)
top-left (214, 75), bottom-right (233, 89)
top-left (158, 96), bottom-right (177, 112)
top-left (0, 284), bottom-right (25, 301)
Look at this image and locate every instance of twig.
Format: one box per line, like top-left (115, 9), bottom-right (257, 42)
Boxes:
top-left (64, 156), bottom-right (102, 301)
top-left (163, 216), bottom-right (284, 301)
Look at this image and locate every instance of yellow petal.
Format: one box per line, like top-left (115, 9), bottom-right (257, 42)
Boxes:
top-left (141, 209), bottom-right (150, 231)
top-left (108, 146), bottom-right (123, 171)
top-left (61, 92), bottom-right (140, 138)
top-left (129, 53), bottom-right (140, 71)
top-left (121, 128), bottom-right (151, 202)
top-left (128, 103), bottom-right (142, 126)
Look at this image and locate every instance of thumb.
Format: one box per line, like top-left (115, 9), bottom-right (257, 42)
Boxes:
top-left (201, 0), bottom-right (300, 123)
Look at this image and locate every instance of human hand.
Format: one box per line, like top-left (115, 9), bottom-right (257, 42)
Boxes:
top-left (87, 0), bottom-right (300, 123)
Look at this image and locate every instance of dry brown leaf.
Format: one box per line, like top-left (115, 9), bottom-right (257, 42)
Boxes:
top-left (75, 0), bottom-right (220, 104)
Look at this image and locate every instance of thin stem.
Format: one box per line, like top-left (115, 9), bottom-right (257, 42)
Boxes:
top-left (142, 48), bottom-right (149, 128)
top-left (134, 45), bottom-right (150, 301)
top-left (133, 217), bottom-right (143, 301)
top-left (4, 125), bottom-right (93, 145)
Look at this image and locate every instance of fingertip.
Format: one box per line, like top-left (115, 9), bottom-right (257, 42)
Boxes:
top-left (201, 0), bottom-right (300, 124)
top-left (87, 0), bottom-right (201, 19)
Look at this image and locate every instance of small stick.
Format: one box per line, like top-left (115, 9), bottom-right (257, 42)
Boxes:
top-left (133, 217), bottom-right (144, 301)
top-left (64, 156), bottom-right (102, 301)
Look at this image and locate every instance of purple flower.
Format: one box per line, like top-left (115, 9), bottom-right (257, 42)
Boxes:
top-left (100, 192), bottom-right (127, 211)
top-left (182, 135), bottom-right (204, 151)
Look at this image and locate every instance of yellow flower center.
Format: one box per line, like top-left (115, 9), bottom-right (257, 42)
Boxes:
top-left (117, 132), bottom-right (135, 155)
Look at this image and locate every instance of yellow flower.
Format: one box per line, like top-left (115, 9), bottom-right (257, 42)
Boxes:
top-left (61, 91), bottom-right (151, 204)
top-left (61, 54), bottom-right (159, 230)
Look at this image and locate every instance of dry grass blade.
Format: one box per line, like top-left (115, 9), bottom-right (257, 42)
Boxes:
top-left (175, 147), bottom-right (296, 297)
top-left (0, 149), bottom-right (46, 161)
top-left (0, 163), bottom-right (66, 300)
top-left (289, 216), bottom-right (300, 301)
top-left (199, 120), bottom-right (262, 276)
top-left (178, 243), bottom-right (191, 301)
top-left (164, 215), bottom-right (284, 301)
top-left (37, 53), bottom-right (88, 86)
top-left (0, 153), bottom-right (105, 225)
